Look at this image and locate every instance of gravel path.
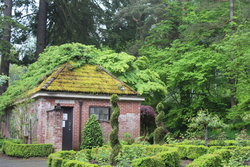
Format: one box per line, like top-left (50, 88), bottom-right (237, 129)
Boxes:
top-left (0, 153), bottom-right (48, 167)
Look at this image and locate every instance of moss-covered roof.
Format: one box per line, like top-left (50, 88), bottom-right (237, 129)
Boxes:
top-left (29, 63), bottom-right (137, 95)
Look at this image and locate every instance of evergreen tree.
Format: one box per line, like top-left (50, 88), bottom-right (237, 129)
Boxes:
top-left (0, 0), bottom-right (12, 95)
top-left (36, 0), bottom-right (48, 55)
top-left (154, 102), bottom-right (167, 144)
top-left (81, 114), bottom-right (103, 149)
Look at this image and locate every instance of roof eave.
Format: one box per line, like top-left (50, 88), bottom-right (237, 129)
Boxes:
top-left (31, 91), bottom-right (145, 102)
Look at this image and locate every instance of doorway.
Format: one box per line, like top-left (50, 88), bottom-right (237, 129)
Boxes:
top-left (62, 107), bottom-right (73, 150)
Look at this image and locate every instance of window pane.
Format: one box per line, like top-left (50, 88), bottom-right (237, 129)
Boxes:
top-left (103, 114), bottom-right (108, 121)
top-left (89, 107), bottom-right (110, 121)
top-left (102, 109), bottom-right (109, 115)
top-left (90, 108), bottom-right (95, 114)
top-left (99, 114), bottom-right (104, 121)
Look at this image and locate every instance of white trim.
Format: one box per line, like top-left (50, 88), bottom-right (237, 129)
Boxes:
top-left (31, 92), bottom-right (145, 101)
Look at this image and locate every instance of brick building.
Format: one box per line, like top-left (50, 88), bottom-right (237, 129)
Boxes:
top-left (2, 63), bottom-right (144, 151)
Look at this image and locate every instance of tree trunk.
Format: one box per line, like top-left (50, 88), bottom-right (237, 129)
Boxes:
top-left (230, 0), bottom-right (234, 23)
top-left (205, 125), bottom-right (208, 146)
top-left (0, 0), bottom-right (12, 95)
top-left (36, 0), bottom-right (48, 55)
top-left (229, 0), bottom-right (236, 107)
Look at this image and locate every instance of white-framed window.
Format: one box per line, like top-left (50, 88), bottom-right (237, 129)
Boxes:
top-left (89, 106), bottom-right (111, 121)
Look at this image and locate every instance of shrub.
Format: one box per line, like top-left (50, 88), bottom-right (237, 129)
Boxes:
top-left (91, 146), bottom-right (111, 165)
top-left (117, 145), bottom-right (147, 166)
top-left (110, 94), bottom-right (122, 165)
top-left (187, 149), bottom-right (232, 167)
top-left (63, 160), bottom-right (98, 167)
top-left (132, 156), bottom-right (165, 167)
top-left (81, 115), bottom-right (104, 149)
top-left (207, 146), bottom-right (237, 153)
top-left (224, 148), bottom-right (250, 167)
top-left (2, 141), bottom-right (53, 158)
top-left (131, 149), bottom-right (180, 167)
top-left (0, 138), bottom-right (22, 149)
top-left (122, 132), bottom-right (135, 145)
top-left (76, 149), bottom-right (92, 162)
top-left (154, 102), bottom-right (167, 144)
top-left (48, 151), bottom-right (76, 167)
top-left (48, 151), bottom-right (99, 167)
top-left (186, 154), bottom-right (222, 167)
top-left (188, 110), bottom-right (227, 146)
top-left (157, 150), bottom-right (180, 167)
top-left (140, 105), bottom-right (156, 136)
top-left (175, 145), bottom-right (208, 159)
top-left (236, 129), bottom-right (250, 146)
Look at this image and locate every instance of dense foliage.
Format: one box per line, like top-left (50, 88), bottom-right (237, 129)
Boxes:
top-left (110, 94), bottom-right (121, 165)
top-left (0, 43), bottom-right (165, 113)
top-left (0, 75), bottom-right (8, 86)
top-left (81, 115), bottom-right (104, 149)
top-left (1, 0), bottom-right (250, 139)
top-left (138, 0), bottom-right (250, 136)
top-left (48, 142), bottom-right (250, 167)
top-left (188, 110), bottom-right (226, 146)
top-left (2, 141), bottom-right (53, 158)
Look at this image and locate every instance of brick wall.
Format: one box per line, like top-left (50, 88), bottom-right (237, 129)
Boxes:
top-left (33, 97), bottom-right (141, 151)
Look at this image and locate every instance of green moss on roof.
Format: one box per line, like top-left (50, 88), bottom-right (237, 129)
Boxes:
top-left (29, 63), bottom-right (137, 95)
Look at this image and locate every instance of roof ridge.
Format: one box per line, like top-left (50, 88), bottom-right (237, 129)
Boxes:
top-left (97, 65), bottom-right (138, 94)
top-left (41, 64), bottom-right (67, 90)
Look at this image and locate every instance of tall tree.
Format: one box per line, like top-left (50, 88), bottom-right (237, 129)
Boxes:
top-left (230, 0), bottom-right (234, 23)
top-left (36, 0), bottom-right (48, 55)
top-left (0, 0), bottom-right (12, 95)
top-left (103, 0), bottom-right (166, 55)
top-left (46, 0), bottom-right (104, 46)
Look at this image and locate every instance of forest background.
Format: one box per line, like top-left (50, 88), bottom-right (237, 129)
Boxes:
top-left (0, 0), bottom-right (249, 139)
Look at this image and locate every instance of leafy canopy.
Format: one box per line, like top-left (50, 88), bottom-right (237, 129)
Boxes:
top-left (0, 43), bottom-right (165, 112)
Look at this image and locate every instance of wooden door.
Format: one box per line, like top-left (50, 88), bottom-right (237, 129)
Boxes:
top-left (62, 107), bottom-right (73, 150)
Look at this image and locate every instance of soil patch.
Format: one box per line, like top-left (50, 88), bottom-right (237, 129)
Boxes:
top-left (180, 159), bottom-right (193, 167)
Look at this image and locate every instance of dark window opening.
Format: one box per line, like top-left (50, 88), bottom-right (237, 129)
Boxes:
top-left (89, 107), bottom-right (111, 121)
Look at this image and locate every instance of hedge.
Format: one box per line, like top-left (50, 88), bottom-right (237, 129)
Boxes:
top-left (0, 138), bottom-right (22, 149)
top-left (175, 140), bottom-right (250, 146)
top-left (174, 145), bottom-right (208, 159)
top-left (157, 150), bottom-right (180, 167)
top-left (132, 149), bottom-right (180, 167)
top-left (132, 156), bottom-right (165, 167)
top-left (186, 149), bottom-right (231, 167)
top-left (207, 146), bottom-right (237, 153)
top-left (2, 141), bottom-right (53, 158)
top-left (49, 151), bottom-right (103, 167)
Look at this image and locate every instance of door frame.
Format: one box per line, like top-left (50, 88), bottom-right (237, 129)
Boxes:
top-left (62, 107), bottom-right (73, 150)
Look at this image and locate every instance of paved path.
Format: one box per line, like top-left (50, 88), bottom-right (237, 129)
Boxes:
top-left (0, 153), bottom-right (48, 167)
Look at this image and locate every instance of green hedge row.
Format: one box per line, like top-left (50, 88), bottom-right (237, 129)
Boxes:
top-left (186, 149), bottom-right (232, 167)
top-left (132, 149), bottom-right (180, 167)
top-left (0, 138), bottom-right (22, 149)
top-left (174, 145), bottom-right (208, 159)
top-left (175, 140), bottom-right (250, 146)
top-left (48, 151), bottom-right (111, 167)
top-left (2, 141), bottom-right (53, 158)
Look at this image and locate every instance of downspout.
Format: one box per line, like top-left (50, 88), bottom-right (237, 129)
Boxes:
top-left (79, 101), bottom-right (83, 149)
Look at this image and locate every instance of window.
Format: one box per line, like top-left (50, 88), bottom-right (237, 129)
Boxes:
top-left (89, 107), bottom-right (111, 121)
